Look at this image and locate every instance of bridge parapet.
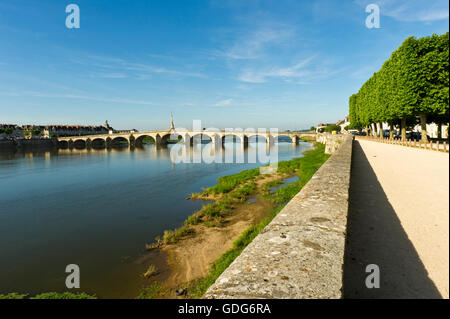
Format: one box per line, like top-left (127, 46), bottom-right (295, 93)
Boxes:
top-left (56, 130), bottom-right (316, 148)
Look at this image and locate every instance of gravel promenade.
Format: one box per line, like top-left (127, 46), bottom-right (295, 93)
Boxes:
top-left (344, 138), bottom-right (449, 299)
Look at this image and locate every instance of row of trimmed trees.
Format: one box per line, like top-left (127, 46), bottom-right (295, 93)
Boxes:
top-left (349, 32), bottom-right (449, 142)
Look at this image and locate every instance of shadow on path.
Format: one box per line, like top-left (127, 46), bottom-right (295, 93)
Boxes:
top-left (343, 140), bottom-right (441, 298)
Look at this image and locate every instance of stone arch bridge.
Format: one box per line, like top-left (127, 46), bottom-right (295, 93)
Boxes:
top-left (56, 129), bottom-right (316, 148)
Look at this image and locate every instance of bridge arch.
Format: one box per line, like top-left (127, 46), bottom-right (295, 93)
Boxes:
top-left (190, 132), bottom-right (212, 145)
top-left (246, 134), bottom-right (268, 143)
top-left (91, 138), bottom-right (106, 148)
top-left (73, 139), bottom-right (87, 149)
top-left (275, 134), bottom-right (294, 143)
top-left (111, 136), bottom-right (129, 147)
top-left (221, 134), bottom-right (242, 144)
top-left (160, 133), bottom-right (186, 145)
top-left (58, 140), bottom-right (69, 148)
top-left (135, 134), bottom-right (156, 146)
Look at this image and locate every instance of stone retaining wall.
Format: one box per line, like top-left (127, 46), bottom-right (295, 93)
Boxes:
top-left (316, 133), bottom-right (347, 154)
top-left (204, 134), bottom-right (353, 299)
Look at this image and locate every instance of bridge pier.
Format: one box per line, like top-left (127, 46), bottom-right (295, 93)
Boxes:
top-left (190, 135), bottom-right (199, 146)
top-left (242, 135), bottom-right (248, 147)
top-left (86, 138), bottom-right (92, 149)
top-left (266, 134), bottom-right (273, 145)
top-left (292, 136), bottom-right (299, 145)
top-left (129, 136), bottom-right (136, 148)
top-left (153, 135), bottom-right (161, 147)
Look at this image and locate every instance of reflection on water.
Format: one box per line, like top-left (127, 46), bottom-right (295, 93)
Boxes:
top-left (0, 141), bottom-right (311, 298)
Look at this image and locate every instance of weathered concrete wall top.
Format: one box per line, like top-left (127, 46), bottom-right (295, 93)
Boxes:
top-left (204, 135), bottom-right (353, 299)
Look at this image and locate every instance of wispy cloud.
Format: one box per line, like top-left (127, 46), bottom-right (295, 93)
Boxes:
top-left (214, 98), bottom-right (233, 106)
top-left (72, 54), bottom-right (206, 79)
top-left (123, 62), bottom-right (205, 78)
top-left (89, 73), bottom-right (127, 79)
top-left (215, 24), bottom-right (296, 61)
top-left (356, 0), bottom-right (449, 22)
top-left (238, 56), bottom-right (316, 83)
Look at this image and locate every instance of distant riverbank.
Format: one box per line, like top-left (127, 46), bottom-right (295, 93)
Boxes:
top-left (0, 139), bottom-right (55, 149)
top-left (138, 142), bottom-right (330, 299)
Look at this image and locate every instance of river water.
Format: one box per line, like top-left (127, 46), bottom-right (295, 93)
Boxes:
top-left (0, 141), bottom-right (311, 298)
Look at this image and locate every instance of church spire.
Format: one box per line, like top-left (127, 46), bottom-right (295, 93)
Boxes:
top-left (170, 113), bottom-right (175, 131)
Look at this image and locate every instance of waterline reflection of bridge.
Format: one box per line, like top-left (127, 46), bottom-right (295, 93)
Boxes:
top-left (56, 129), bottom-right (316, 149)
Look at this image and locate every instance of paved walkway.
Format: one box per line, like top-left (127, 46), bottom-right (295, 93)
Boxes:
top-left (344, 139), bottom-right (449, 299)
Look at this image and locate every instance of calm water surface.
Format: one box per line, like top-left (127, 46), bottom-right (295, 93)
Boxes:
top-left (0, 141), bottom-right (311, 298)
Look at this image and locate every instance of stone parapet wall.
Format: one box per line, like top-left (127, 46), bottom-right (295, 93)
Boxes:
top-left (316, 133), bottom-right (347, 154)
top-left (205, 135), bottom-right (354, 299)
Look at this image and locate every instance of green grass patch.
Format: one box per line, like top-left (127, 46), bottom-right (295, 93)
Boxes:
top-left (162, 225), bottom-right (195, 244)
top-left (300, 136), bottom-right (316, 142)
top-left (200, 168), bottom-right (260, 195)
top-left (136, 282), bottom-right (167, 299)
top-left (0, 292), bottom-right (97, 299)
top-left (0, 293), bottom-right (28, 299)
top-left (185, 214), bottom-right (201, 225)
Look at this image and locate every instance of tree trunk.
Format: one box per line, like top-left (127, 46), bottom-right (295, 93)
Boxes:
top-left (419, 113), bottom-right (428, 143)
top-left (389, 123), bottom-right (394, 139)
top-left (401, 117), bottom-right (406, 141)
top-left (437, 123), bottom-right (442, 140)
top-left (371, 123), bottom-right (376, 137)
top-left (379, 122), bottom-right (383, 138)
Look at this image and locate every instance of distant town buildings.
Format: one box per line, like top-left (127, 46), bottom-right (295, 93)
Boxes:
top-left (316, 116), bottom-right (350, 133)
top-left (42, 124), bottom-right (111, 137)
top-left (337, 116), bottom-right (350, 132)
top-left (0, 124), bottom-right (23, 140)
top-left (0, 121), bottom-right (117, 140)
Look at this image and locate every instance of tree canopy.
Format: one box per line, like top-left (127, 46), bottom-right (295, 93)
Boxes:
top-left (349, 32), bottom-right (449, 138)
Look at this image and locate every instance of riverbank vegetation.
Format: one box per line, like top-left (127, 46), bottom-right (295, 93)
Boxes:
top-left (0, 292), bottom-right (96, 299)
top-left (141, 142), bottom-right (330, 298)
top-left (349, 32), bottom-right (449, 142)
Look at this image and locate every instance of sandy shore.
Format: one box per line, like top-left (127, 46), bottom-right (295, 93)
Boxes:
top-left (162, 196), bottom-right (273, 288)
top-left (144, 170), bottom-right (291, 296)
top-left (345, 139), bottom-right (449, 298)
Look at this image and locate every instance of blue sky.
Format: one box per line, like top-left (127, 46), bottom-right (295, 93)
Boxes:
top-left (0, 0), bottom-right (448, 130)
